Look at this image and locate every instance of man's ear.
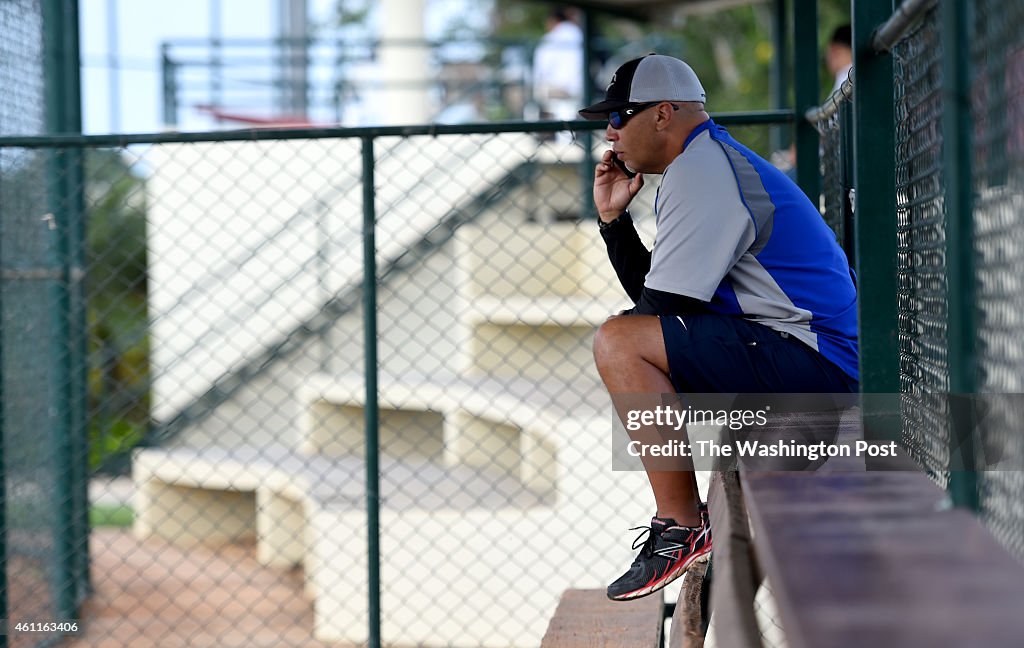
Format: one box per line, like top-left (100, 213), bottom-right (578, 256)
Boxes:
top-left (654, 103), bottom-right (675, 131)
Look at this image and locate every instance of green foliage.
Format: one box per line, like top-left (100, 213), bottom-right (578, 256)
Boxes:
top-left (89, 504), bottom-right (135, 528)
top-left (86, 150), bottom-right (148, 297)
top-left (490, 0), bottom-right (850, 105)
top-left (330, 0), bottom-right (372, 27)
top-left (84, 149), bottom-right (151, 474)
top-left (88, 415), bottom-right (146, 474)
top-left (0, 148), bottom-right (151, 474)
top-left (491, 0), bottom-right (553, 40)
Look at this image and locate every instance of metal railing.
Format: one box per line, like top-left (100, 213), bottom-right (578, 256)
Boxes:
top-left (157, 34), bottom-right (692, 129)
top-left (1, 112), bottom-right (791, 648)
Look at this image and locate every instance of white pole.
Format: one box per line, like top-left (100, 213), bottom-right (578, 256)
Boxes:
top-left (379, 0), bottom-right (430, 125)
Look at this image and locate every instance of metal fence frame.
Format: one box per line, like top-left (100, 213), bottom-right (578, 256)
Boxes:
top-left (0, 111), bottom-right (790, 648)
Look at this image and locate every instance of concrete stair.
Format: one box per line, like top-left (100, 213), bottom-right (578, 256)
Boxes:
top-left (133, 166), bottom-right (651, 647)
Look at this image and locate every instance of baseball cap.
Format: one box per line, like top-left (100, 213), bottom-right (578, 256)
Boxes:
top-left (578, 54), bottom-right (707, 119)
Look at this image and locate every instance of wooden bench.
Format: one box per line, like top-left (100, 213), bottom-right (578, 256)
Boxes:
top-left (540, 563), bottom-right (710, 648)
top-left (740, 469), bottom-right (1024, 648)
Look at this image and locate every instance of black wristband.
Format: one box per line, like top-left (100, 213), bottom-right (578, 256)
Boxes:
top-left (598, 210), bottom-right (630, 231)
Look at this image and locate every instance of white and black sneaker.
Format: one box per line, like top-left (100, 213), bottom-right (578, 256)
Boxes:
top-left (606, 515), bottom-right (712, 601)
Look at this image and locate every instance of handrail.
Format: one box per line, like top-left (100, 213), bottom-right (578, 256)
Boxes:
top-left (805, 69), bottom-right (854, 127)
top-left (0, 111), bottom-right (794, 148)
top-left (806, 0), bottom-right (939, 127)
top-left (871, 0), bottom-right (938, 54)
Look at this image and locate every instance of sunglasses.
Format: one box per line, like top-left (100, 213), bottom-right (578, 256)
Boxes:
top-left (608, 102), bottom-right (679, 129)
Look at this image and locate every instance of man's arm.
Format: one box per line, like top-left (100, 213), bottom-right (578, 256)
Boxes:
top-left (599, 211), bottom-right (650, 302)
top-left (592, 149), bottom-right (650, 301)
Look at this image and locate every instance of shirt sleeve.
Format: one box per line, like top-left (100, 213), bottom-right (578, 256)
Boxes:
top-left (619, 286), bottom-right (706, 316)
top-left (644, 146), bottom-right (756, 301)
top-left (599, 212), bottom-right (651, 304)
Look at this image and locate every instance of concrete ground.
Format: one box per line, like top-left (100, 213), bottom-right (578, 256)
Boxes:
top-left (65, 529), bottom-right (357, 648)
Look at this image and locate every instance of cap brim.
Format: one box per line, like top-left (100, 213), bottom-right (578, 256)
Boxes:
top-left (577, 99), bottom-right (629, 120)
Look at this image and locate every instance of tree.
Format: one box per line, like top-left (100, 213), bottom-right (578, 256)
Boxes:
top-left (84, 148), bottom-right (150, 473)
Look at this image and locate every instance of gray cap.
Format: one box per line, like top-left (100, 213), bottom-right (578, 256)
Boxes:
top-left (579, 54), bottom-right (706, 118)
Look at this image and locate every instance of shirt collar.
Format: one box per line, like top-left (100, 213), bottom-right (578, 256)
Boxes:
top-left (682, 118), bottom-right (715, 152)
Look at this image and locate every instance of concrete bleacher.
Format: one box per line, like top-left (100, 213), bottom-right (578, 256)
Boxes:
top-left (132, 368), bottom-right (648, 646)
top-left (145, 134), bottom-right (544, 422)
top-left (133, 176), bottom-right (663, 646)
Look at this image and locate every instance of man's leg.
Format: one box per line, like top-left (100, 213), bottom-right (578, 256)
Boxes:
top-left (593, 315), bottom-right (701, 527)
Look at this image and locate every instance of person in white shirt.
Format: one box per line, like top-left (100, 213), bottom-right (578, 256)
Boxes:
top-left (532, 7), bottom-right (584, 124)
top-left (827, 24), bottom-right (853, 93)
top-left (771, 22), bottom-right (853, 176)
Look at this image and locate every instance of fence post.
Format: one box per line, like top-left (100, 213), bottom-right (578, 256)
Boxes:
top-left (62, 0), bottom-right (91, 604)
top-left (43, 0), bottom-right (90, 623)
top-left (792, 0), bottom-right (819, 201)
top-left (579, 8), bottom-right (597, 220)
top-left (941, 0), bottom-right (979, 509)
top-left (0, 280), bottom-right (6, 648)
top-left (839, 101), bottom-right (856, 267)
top-left (361, 135), bottom-right (382, 648)
top-left (161, 44), bottom-right (179, 128)
top-left (853, 1), bottom-right (900, 441)
top-left (771, 0), bottom-right (790, 154)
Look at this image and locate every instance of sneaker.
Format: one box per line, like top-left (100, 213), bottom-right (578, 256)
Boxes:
top-left (606, 516), bottom-right (712, 601)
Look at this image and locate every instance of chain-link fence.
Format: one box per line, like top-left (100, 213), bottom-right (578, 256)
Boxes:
top-left (2, 2), bottom-right (91, 645)
top-left (10, 0), bottom-right (1024, 645)
top-left (2, 116), bottom-right (794, 647)
top-left (971, 0), bottom-right (1024, 561)
top-left (813, 0), bottom-right (1024, 564)
top-left (818, 112), bottom-right (844, 241)
top-left (814, 92), bottom-right (854, 278)
top-left (891, 4), bottom-right (952, 487)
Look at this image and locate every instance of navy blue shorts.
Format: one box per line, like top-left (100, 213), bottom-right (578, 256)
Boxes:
top-left (659, 314), bottom-right (858, 394)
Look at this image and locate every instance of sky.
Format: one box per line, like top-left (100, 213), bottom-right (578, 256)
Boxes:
top-left (79, 0), bottom-right (489, 135)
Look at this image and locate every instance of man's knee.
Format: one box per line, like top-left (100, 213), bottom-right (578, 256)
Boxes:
top-left (593, 316), bottom-right (630, 366)
top-left (593, 315), bottom-right (663, 368)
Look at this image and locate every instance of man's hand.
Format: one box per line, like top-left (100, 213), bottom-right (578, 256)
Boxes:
top-left (594, 149), bottom-right (644, 222)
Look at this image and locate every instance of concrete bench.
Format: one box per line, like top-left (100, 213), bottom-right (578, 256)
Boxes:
top-left (133, 440), bottom-right (554, 575)
top-left (132, 443), bottom-right (363, 569)
top-left (454, 219), bottom-right (628, 381)
top-left (296, 372), bottom-right (608, 495)
top-left (540, 589), bottom-right (664, 648)
top-left (461, 296), bottom-right (611, 381)
top-left (135, 371), bottom-right (657, 647)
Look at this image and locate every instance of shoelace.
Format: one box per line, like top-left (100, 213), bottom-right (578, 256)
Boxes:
top-left (629, 525), bottom-right (659, 558)
top-left (631, 522), bottom-right (703, 560)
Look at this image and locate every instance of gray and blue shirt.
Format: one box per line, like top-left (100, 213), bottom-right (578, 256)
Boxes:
top-left (605, 118), bottom-right (859, 381)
